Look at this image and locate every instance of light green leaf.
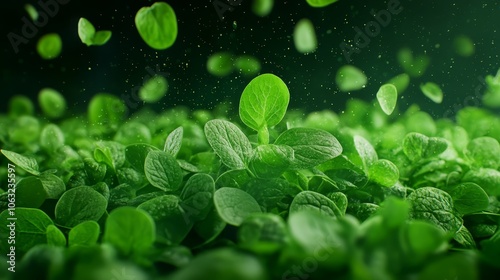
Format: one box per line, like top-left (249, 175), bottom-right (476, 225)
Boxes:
top-left (465, 136), bottom-right (500, 169)
top-left (37, 33), bottom-right (62, 60)
top-left (290, 191), bottom-right (343, 218)
top-left (88, 93), bottom-right (126, 131)
top-left (335, 65), bottom-right (367, 92)
top-left (207, 52), bottom-right (234, 77)
top-left (204, 119), bottom-right (252, 170)
top-left (104, 207), bottom-right (155, 255)
top-left (1, 149), bottom-right (40, 175)
top-left (376, 84), bottom-right (398, 115)
top-left (248, 144), bottom-right (294, 178)
top-left (238, 213), bottom-right (287, 253)
top-left (453, 35), bottom-right (475, 57)
top-left (239, 73), bottom-right (290, 132)
top-left (139, 75), bottom-right (169, 103)
top-left (55, 186), bottom-right (108, 227)
top-left (39, 88), bottom-right (66, 119)
top-left (234, 55), bottom-right (261, 77)
top-left (46, 225), bottom-right (66, 247)
top-left (387, 73), bottom-right (410, 94)
top-left (420, 82), bottom-right (443, 103)
top-left (293, 18), bottom-right (317, 54)
top-left (144, 150), bottom-right (183, 191)
top-left (40, 124), bottom-right (65, 153)
top-left (135, 2), bottom-right (178, 50)
top-left (68, 221), bottom-right (100, 247)
top-left (78, 17), bottom-right (96, 46)
top-left (305, 0), bottom-right (339, 8)
top-left (164, 126), bottom-right (183, 157)
top-left (353, 135), bottom-right (378, 172)
top-left (368, 159), bottom-right (399, 187)
top-left (214, 187), bottom-right (262, 226)
top-left (252, 0), bottom-right (274, 17)
top-left (275, 127), bottom-right (342, 169)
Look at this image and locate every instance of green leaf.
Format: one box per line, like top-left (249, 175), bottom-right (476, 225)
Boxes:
top-left (114, 122), bottom-right (152, 145)
top-left (368, 159), bottom-right (399, 187)
top-left (448, 183), bottom-right (489, 215)
top-left (0, 208), bottom-right (53, 254)
top-left (417, 253), bottom-right (479, 280)
top-left (15, 176), bottom-right (47, 208)
top-left (402, 132), bottom-right (428, 162)
top-left (453, 35), bottom-right (475, 57)
top-left (290, 191), bottom-right (343, 218)
top-left (104, 207), bottom-right (155, 256)
top-left (465, 136), bottom-right (500, 169)
top-left (204, 120), bottom-right (252, 170)
top-left (214, 187), bottom-right (262, 226)
top-left (125, 143), bottom-right (158, 172)
top-left (164, 126), bottom-right (183, 157)
top-left (288, 211), bottom-right (348, 263)
top-left (38, 88), bottom-right (66, 119)
top-left (335, 65), bottom-right (367, 92)
top-left (144, 150), bottom-right (183, 191)
top-left (239, 73), bottom-right (290, 132)
top-left (36, 33), bottom-right (62, 60)
top-left (420, 82), bottom-right (443, 103)
top-left (387, 73), bottom-right (410, 94)
top-left (8, 116), bottom-right (40, 144)
top-left (397, 48), bottom-right (430, 77)
top-left (327, 192), bottom-right (348, 215)
top-left (234, 55), bottom-right (261, 77)
top-left (46, 224), bottom-right (66, 247)
top-left (138, 195), bottom-right (192, 245)
top-left (92, 30), bottom-right (112, 46)
top-left (77, 17), bottom-right (96, 46)
top-left (275, 127), bottom-right (342, 169)
top-left (377, 196), bottom-right (410, 228)
top-left (55, 186), bottom-right (108, 227)
top-left (248, 144), bottom-right (294, 178)
top-left (376, 84), bottom-right (398, 115)
top-left (207, 52), bottom-right (234, 77)
top-left (245, 178), bottom-right (297, 211)
top-left (88, 93), bottom-right (126, 131)
top-left (8, 95), bottom-right (34, 117)
top-left (180, 173), bottom-right (215, 222)
top-left (252, 0), bottom-right (274, 17)
top-left (1, 149), bottom-right (40, 175)
top-left (238, 213), bottom-right (288, 253)
top-left (39, 173), bottom-right (66, 199)
top-left (424, 137), bottom-right (448, 158)
top-left (462, 168), bottom-right (500, 196)
top-left (68, 221), bottom-right (100, 247)
top-left (135, 2), bottom-right (178, 50)
top-left (408, 187), bottom-right (462, 233)
top-left (305, 0), bottom-right (339, 8)
top-left (40, 124), bottom-right (65, 153)
top-left (353, 135), bottom-right (378, 171)
top-left (24, 4), bottom-right (39, 21)
top-left (168, 248), bottom-right (267, 280)
top-left (403, 220), bottom-right (446, 257)
top-left (139, 75), bottom-right (169, 103)
top-left (293, 18), bottom-right (317, 53)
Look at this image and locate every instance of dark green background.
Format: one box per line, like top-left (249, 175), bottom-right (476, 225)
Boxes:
top-left (1, 0), bottom-right (499, 118)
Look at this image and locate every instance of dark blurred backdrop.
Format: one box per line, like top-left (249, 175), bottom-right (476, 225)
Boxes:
top-left (1, 0), bottom-right (499, 117)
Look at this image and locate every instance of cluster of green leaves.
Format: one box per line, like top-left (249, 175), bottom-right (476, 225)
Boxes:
top-left (1, 71), bottom-right (500, 280)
